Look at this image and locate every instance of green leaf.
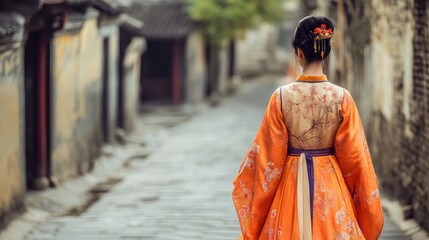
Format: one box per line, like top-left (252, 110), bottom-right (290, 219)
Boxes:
top-left (187, 0), bottom-right (285, 44)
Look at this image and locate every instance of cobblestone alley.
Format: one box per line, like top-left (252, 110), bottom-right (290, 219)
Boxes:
top-left (19, 76), bottom-right (408, 240)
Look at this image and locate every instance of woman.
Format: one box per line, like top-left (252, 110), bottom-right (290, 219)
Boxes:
top-left (232, 16), bottom-right (384, 239)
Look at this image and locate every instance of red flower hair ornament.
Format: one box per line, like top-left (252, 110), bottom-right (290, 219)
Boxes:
top-left (313, 24), bottom-right (334, 58)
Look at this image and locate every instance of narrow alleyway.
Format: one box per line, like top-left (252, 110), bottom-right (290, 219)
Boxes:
top-left (24, 76), bottom-right (408, 240)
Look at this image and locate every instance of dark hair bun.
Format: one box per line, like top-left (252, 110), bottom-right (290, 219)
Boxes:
top-left (292, 16), bottom-right (335, 63)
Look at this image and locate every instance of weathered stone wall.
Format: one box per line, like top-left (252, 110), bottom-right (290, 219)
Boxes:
top-left (352, 0), bottom-right (429, 231)
top-left (236, 24), bottom-right (278, 77)
top-left (363, 0), bottom-right (415, 212)
top-left (405, 0), bottom-right (429, 229)
top-left (0, 45), bottom-right (26, 228)
top-left (217, 42), bottom-right (230, 96)
top-left (0, 12), bottom-right (26, 227)
top-left (185, 29), bottom-right (207, 104)
top-left (100, 22), bottom-right (120, 143)
top-left (122, 37), bottom-right (145, 131)
top-left (51, 12), bottom-right (103, 183)
top-left (311, 0), bottom-right (429, 232)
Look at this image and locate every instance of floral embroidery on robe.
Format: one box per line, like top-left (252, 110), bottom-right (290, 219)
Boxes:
top-left (232, 75), bottom-right (384, 240)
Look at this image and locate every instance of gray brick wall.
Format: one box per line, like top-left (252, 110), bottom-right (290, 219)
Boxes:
top-left (363, 0), bottom-right (429, 231)
top-left (406, 0), bottom-right (429, 229)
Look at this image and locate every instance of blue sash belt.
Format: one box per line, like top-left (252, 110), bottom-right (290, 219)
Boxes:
top-left (288, 147), bottom-right (334, 221)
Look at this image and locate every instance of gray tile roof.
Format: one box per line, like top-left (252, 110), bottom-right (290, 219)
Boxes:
top-left (127, 0), bottom-right (194, 39)
top-left (0, 13), bottom-right (22, 39)
top-left (93, 0), bottom-right (126, 15)
top-left (0, 0), bottom-right (40, 19)
top-left (64, 0), bottom-right (94, 5)
top-left (120, 14), bottom-right (145, 35)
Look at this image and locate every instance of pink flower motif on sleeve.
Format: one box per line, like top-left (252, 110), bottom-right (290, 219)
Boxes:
top-left (262, 162), bottom-right (282, 192)
top-left (238, 143), bottom-right (260, 174)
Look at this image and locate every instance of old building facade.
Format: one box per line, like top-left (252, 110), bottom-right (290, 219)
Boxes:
top-left (236, 24), bottom-right (279, 77)
top-left (0, 0), bottom-right (145, 228)
top-left (49, 8), bottom-right (104, 183)
top-left (128, 0), bottom-right (208, 105)
top-left (0, 10), bottom-right (27, 227)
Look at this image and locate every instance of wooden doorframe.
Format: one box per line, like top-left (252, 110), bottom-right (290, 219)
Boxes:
top-left (24, 30), bottom-right (51, 190)
top-left (172, 39), bottom-right (181, 105)
top-left (101, 37), bottom-right (110, 142)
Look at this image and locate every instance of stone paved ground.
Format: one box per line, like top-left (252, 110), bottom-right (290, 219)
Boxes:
top-left (21, 76), bottom-right (409, 240)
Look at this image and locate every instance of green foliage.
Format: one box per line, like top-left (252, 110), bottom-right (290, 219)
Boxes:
top-left (187, 0), bottom-right (284, 44)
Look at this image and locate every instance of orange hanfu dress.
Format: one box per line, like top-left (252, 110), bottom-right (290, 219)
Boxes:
top-left (232, 75), bottom-right (384, 240)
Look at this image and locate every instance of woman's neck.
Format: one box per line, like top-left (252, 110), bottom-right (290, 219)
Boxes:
top-left (302, 62), bottom-right (324, 76)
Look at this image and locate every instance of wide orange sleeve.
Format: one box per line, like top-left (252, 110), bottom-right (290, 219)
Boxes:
top-left (232, 88), bottom-right (288, 240)
top-left (334, 90), bottom-right (384, 240)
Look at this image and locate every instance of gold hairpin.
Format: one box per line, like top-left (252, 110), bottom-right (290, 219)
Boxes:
top-left (313, 24), bottom-right (334, 58)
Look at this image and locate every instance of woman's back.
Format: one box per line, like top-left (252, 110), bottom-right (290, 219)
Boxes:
top-left (281, 77), bottom-right (344, 149)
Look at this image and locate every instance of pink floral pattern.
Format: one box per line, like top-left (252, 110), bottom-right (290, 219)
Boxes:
top-left (238, 143), bottom-right (259, 174)
top-left (336, 208), bottom-right (346, 225)
top-left (314, 181), bottom-right (336, 222)
top-left (281, 82), bottom-right (344, 149)
top-left (262, 162), bottom-right (282, 192)
top-left (264, 209), bottom-right (278, 240)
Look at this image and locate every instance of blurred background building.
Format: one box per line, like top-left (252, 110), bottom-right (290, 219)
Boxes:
top-left (1, 0), bottom-right (429, 237)
top-left (0, 0), bottom-right (146, 227)
top-left (0, 0), bottom-right (244, 228)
